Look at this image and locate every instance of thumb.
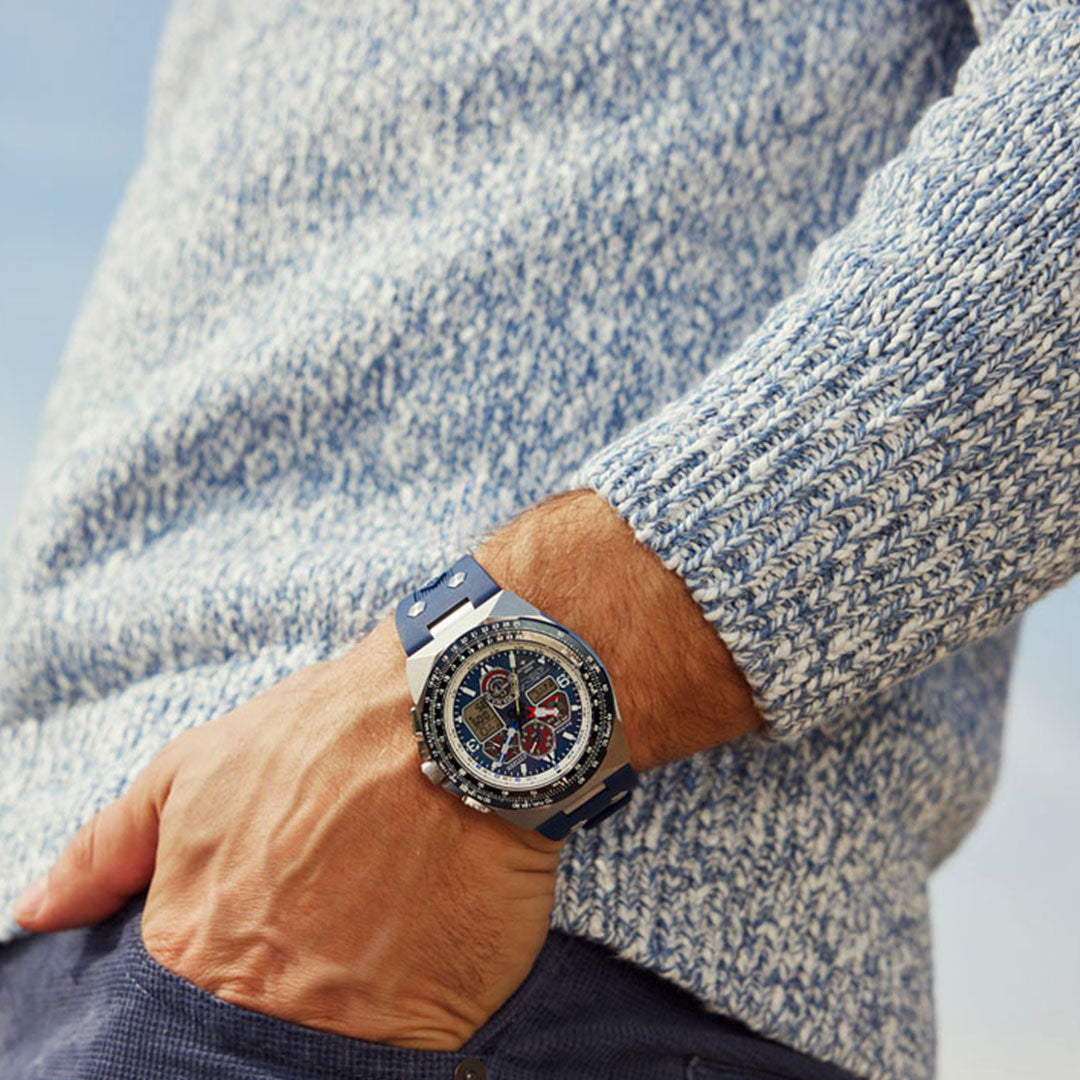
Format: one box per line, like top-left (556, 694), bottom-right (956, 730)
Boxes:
top-left (13, 756), bottom-right (169, 932)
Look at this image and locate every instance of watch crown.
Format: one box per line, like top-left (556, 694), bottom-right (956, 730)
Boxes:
top-left (411, 705), bottom-right (432, 760)
top-left (420, 760), bottom-right (447, 786)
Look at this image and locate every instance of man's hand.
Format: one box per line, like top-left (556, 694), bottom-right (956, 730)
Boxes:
top-left (11, 616), bottom-right (563, 1050)
top-left (10, 485), bottom-right (760, 1049)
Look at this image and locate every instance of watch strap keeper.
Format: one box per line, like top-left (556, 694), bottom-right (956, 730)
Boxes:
top-left (395, 554), bottom-right (500, 656)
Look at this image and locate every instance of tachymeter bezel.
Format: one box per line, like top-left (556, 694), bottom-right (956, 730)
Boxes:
top-left (418, 617), bottom-right (616, 812)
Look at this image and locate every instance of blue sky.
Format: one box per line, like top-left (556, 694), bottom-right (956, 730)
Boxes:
top-left (1, 5), bottom-right (1077, 1075)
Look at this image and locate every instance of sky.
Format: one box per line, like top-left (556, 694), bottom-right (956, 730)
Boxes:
top-left (1, 4), bottom-right (1077, 1076)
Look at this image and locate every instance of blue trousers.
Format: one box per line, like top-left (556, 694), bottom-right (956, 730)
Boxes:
top-left (0, 892), bottom-right (861, 1079)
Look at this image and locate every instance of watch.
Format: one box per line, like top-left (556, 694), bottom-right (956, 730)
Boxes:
top-left (394, 553), bottom-right (637, 840)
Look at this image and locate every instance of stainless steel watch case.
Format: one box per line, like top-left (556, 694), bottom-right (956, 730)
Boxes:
top-left (404, 586), bottom-right (631, 832)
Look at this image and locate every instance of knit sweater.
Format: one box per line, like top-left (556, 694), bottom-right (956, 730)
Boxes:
top-left (2, 0), bottom-right (1078, 1076)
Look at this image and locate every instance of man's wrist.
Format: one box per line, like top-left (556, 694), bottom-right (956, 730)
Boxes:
top-left (473, 488), bottom-right (763, 771)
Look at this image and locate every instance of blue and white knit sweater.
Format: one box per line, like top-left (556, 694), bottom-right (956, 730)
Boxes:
top-left (2, 0), bottom-right (1078, 1076)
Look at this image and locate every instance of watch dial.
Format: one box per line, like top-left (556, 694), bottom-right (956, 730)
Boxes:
top-left (418, 618), bottom-right (616, 812)
top-left (446, 643), bottom-right (590, 790)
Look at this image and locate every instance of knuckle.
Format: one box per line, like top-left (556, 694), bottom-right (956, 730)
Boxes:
top-left (65, 815), bottom-right (101, 879)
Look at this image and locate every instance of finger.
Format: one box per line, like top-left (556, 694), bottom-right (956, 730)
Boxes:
top-left (13, 759), bottom-right (168, 932)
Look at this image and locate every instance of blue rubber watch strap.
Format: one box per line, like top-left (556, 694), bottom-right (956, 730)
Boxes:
top-left (536, 763), bottom-right (638, 840)
top-left (395, 554), bottom-right (500, 656)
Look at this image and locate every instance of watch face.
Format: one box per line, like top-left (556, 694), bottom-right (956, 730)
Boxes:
top-left (417, 617), bottom-right (616, 812)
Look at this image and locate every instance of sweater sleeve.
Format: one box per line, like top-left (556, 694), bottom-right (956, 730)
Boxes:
top-left (566, 0), bottom-right (1080, 742)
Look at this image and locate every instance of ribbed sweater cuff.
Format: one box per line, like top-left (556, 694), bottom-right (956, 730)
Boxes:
top-left (566, 307), bottom-right (891, 743)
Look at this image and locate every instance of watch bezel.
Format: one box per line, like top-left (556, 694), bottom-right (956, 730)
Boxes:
top-left (417, 616), bottom-right (616, 812)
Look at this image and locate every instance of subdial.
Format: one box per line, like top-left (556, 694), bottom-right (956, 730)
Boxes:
top-left (483, 727), bottom-right (522, 765)
top-left (481, 669), bottom-right (514, 708)
top-left (521, 720), bottom-right (555, 758)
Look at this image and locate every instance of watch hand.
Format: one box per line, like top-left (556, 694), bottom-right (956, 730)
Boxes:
top-left (498, 728), bottom-right (515, 766)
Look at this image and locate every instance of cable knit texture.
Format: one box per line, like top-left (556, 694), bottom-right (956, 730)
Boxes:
top-left (1, 1), bottom-right (1077, 1077)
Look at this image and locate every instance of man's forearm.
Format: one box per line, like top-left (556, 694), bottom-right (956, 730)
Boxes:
top-left (473, 488), bottom-right (763, 772)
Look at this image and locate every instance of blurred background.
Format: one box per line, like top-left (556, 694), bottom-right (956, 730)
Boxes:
top-left (1, 4), bottom-right (1077, 1076)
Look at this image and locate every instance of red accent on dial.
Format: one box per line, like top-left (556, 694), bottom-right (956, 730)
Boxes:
top-left (525, 692), bottom-right (569, 727)
top-left (483, 727), bottom-right (521, 763)
top-left (521, 720), bottom-right (555, 757)
top-left (481, 668), bottom-right (514, 708)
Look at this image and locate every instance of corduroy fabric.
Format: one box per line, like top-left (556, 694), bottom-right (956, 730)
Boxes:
top-left (1, 1), bottom-right (1077, 1077)
top-left (0, 892), bottom-right (860, 1080)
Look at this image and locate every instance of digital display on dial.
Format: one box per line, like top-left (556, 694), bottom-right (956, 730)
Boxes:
top-left (445, 642), bottom-right (590, 791)
top-left (526, 675), bottom-right (558, 705)
top-left (462, 696), bottom-right (502, 742)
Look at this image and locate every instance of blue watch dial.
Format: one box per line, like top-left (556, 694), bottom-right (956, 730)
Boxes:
top-left (447, 643), bottom-right (590, 790)
top-left (416, 617), bottom-right (616, 813)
